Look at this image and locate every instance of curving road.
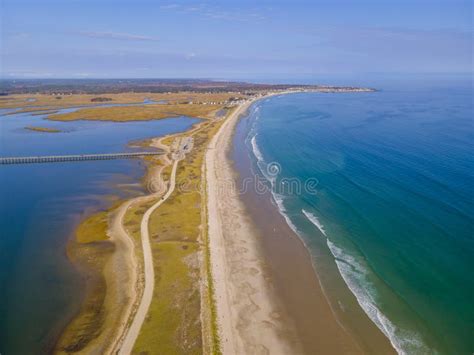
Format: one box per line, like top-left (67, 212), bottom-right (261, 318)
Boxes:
top-left (119, 158), bottom-right (179, 354)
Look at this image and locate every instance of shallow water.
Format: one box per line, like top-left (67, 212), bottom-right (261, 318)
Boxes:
top-left (245, 78), bottom-right (473, 354)
top-left (0, 108), bottom-right (198, 354)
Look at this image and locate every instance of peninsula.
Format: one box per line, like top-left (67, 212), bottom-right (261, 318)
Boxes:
top-left (0, 79), bottom-right (382, 354)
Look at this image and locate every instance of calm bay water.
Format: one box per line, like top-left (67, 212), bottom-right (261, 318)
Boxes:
top-left (245, 78), bottom-right (473, 354)
top-left (0, 108), bottom-right (198, 354)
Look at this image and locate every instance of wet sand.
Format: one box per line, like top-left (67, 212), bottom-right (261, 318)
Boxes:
top-left (227, 96), bottom-right (396, 354)
top-left (207, 99), bottom-right (296, 354)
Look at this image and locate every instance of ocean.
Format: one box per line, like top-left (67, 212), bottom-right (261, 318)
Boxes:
top-left (243, 77), bottom-right (473, 354)
top-left (0, 107), bottom-right (198, 354)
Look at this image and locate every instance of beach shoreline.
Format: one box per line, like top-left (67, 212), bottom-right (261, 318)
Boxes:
top-left (206, 95), bottom-right (301, 354)
top-left (207, 92), bottom-right (396, 354)
top-left (53, 90), bottom-right (393, 354)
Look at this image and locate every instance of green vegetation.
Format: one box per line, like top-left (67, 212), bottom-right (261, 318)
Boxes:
top-left (133, 241), bottom-right (202, 354)
top-left (25, 125), bottom-right (61, 133)
top-left (161, 163), bottom-right (173, 183)
top-left (133, 119), bottom-right (225, 354)
top-left (201, 166), bottom-right (222, 355)
top-left (91, 97), bottom-right (113, 102)
top-left (31, 110), bottom-right (58, 116)
top-left (123, 198), bottom-right (155, 261)
top-left (5, 107), bottom-right (59, 115)
top-left (0, 92), bottom-right (243, 110)
top-left (75, 211), bottom-right (109, 243)
top-left (149, 190), bottom-right (201, 243)
top-left (54, 102), bottom-right (232, 354)
top-left (47, 103), bottom-right (223, 122)
top-left (56, 210), bottom-right (114, 353)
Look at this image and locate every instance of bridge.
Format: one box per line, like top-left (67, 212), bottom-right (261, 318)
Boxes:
top-left (0, 151), bottom-right (162, 165)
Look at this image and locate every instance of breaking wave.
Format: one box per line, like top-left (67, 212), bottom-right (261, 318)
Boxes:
top-left (302, 209), bottom-right (429, 354)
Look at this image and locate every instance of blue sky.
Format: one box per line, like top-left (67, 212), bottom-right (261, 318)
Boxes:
top-left (1, 0), bottom-right (472, 79)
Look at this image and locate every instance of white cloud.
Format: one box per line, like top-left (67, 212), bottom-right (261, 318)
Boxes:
top-left (159, 3), bottom-right (266, 22)
top-left (7, 32), bottom-right (31, 40)
top-left (6, 70), bottom-right (54, 78)
top-left (78, 31), bottom-right (159, 42)
top-left (159, 4), bottom-right (180, 10)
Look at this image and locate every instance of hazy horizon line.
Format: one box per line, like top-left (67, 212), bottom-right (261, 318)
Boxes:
top-left (1, 72), bottom-right (472, 81)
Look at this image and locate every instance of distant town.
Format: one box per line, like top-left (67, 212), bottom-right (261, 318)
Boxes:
top-left (0, 78), bottom-right (375, 96)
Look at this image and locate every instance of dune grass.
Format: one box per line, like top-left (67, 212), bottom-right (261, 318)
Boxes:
top-left (133, 118), bottom-right (225, 354)
top-left (133, 241), bottom-right (202, 354)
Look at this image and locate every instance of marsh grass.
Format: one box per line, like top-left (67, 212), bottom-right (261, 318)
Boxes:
top-left (0, 92), bottom-right (243, 110)
top-left (75, 211), bottom-right (109, 244)
top-left (25, 125), bottom-right (61, 133)
top-left (56, 209), bottom-right (114, 353)
top-left (47, 104), bottom-right (224, 122)
top-left (55, 104), bottom-right (228, 354)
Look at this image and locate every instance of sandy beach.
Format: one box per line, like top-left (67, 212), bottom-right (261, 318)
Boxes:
top-left (206, 97), bottom-right (301, 354)
top-left (58, 93), bottom-right (394, 354)
top-left (3, 1), bottom-right (469, 349)
top-left (206, 95), bottom-right (395, 354)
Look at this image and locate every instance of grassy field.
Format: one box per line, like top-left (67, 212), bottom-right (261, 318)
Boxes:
top-left (25, 125), bottom-right (61, 133)
top-left (46, 103), bottom-right (224, 122)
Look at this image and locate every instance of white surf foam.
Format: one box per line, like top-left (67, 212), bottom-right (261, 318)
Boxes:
top-left (250, 135), bottom-right (264, 162)
top-left (271, 192), bottom-right (300, 234)
top-left (245, 99), bottom-right (429, 355)
top-left (250, 133), bottom-right (279, 186)
top-left (326, 240), bottom-right (428, 355)
top-left (301, 209), bottom-right (429, 354)
top-left (248, 127), bottom-right (299, 234)
top-left (302, 209), bottom-right (327, 236)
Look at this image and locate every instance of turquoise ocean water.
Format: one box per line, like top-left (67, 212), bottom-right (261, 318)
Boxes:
top-left (245, 77), bottom-right (473, 354)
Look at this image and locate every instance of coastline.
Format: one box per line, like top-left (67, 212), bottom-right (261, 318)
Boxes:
top-left (51, 90), bottom-right (392, 354)
top-left (207, 93), bottom-right (395, 354)
top-left (0, 84), bottom-right (398, 355)
top-left (206, 95), bottom-right (301, 354)
top-left (2, 77), bottom-right (471, 354)
top-left (54, 185), bottom-right (144, 354)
